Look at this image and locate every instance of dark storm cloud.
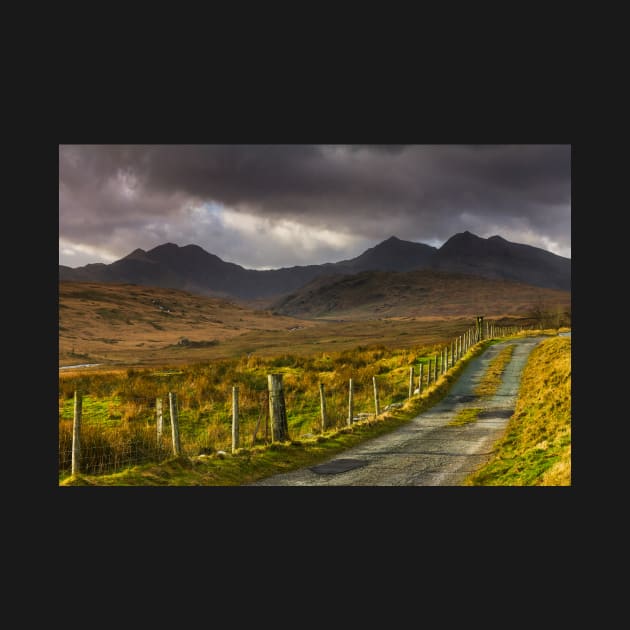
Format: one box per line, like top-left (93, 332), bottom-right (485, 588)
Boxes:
top-left (59, 144), bottom-right (571, 268)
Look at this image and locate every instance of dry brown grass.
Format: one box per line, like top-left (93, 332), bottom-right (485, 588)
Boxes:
top-left (59, 281), bottom-right (317, 367)
top-left (473, 344), bottom-right (516, 397)
top-left (60, 281), bottom-right (527, 370)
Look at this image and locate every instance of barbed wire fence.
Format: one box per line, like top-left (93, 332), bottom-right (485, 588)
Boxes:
top-left (60, 319), bottom-right (528, 479)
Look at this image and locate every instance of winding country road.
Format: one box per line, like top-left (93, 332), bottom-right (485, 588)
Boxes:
top-left (249, 335), bottom-right (548, 486)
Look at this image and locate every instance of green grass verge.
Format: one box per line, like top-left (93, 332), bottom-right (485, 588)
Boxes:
top-left (448, 408), bottom-right (483, 427)
top-left (473, 344), bottom-right (515, 397)
top-left (464, 336), bottom-right (571, 486)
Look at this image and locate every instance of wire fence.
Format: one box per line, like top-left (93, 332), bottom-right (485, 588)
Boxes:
top-left (59, 320), bottom-right (527, 479)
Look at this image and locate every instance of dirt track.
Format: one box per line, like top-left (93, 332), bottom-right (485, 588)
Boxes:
top-left (248, 336), bottom-right (547, 486)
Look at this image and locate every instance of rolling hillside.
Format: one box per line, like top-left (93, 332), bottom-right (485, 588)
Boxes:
top-left (272, 269), bottom-right (571, 320)
top-left (59, 282), bottom-right (317, 367)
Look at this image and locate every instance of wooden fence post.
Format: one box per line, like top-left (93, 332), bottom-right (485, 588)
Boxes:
top-left (408, 366), bottom-right (414, 399)
top-left (434, 354), bottom-right (439, 382)
top-left (268, 374), bottom-right (289, 442)
top-left (72, 390), bottom-right (82, 476)
top-left (427, 359), bottom-right (432, 385)
top-left (347, 378), bottom-right (354, 425)
top-left (156, 397), bottom-right (163, 441)
top-left (232, 386), bottom-right (239, 453)
top-left (373, 376), bottom-right (380, 417)
top-left (319, 382), bottom-right (328, 432)
top-left (418, 363), bottom-right (424, 393)
top-left (168, 392), bottom-right (182, 456)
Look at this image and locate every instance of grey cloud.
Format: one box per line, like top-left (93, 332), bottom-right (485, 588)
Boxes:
top-left (59, 144), bottom-right (571, 267)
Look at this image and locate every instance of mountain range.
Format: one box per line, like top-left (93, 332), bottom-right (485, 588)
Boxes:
top-left (59, 231), bottom-right (571, 300)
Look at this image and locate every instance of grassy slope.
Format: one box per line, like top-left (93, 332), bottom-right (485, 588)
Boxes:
top-left (274, 269), bottom-right (571, 320)
top-left (464, 336), bottom-right (571, 486)
top-left (473, 344), bottom-right (515, 396)
top-left (59, 281), bottom-right (316, 367)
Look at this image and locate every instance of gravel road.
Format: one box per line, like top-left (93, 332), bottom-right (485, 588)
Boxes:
top-left (248, 335), bottom-right (547, 486)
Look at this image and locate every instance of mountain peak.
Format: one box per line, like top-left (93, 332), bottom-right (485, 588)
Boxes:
top-left (182, 244), bottom-right (206, 252)
top-left (150, 242), bottom-right (179, 252)
top-left (439, 231), bottom-right (482, 251)
top-left (457, 230), bottom-right (480, 239)
top-left (119, 248), bottom-right (149, 263)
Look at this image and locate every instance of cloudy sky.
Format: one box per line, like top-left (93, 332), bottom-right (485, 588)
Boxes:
top-left (59, 145), bottom-right (571, 269)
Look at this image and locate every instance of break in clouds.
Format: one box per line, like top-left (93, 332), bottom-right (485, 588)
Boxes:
top-left (59, 144), bottom-right (571, 269)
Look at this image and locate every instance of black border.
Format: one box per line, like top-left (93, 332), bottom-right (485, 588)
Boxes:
top-left (50, 89), bottom-right (581, 564)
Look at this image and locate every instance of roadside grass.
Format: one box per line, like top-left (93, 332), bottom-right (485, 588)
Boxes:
top-left (60, 340), bottom-right (494, 485)
top-left (448, 408), bottom-right (483, 427)
top-left (473, 344), bottom-right (516, 397)
top-left (464, 335), bottom-right (571, 486)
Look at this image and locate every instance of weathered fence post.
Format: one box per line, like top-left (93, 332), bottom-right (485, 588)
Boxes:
top-left (427, 359), bottom-right (432, 384)
top-left (450, 341), bottom-right (454, 369)
top-left (418, 363), bottom-right (424, 393)
top-left (168, 392), bottom-right (182, 456)
top-left (442, 348), bottom-right (447, 374)
top-left (373, 376), bottom-right (380, 417)
top-left (72, 390), bottom-right (82, 476)
top-left (319, 382), bottom-right (328, 432)
top-left (434, 354), bottom-right (439, 382)
top-left (408, 366), bottom-right (414, 399)
top-left (268, 374), bottom-right (289, 442)
top-left (156, 397), bottom-right (163, 441)
top-left (347, 378), bottom-right (354, 425)
top-left (232, 386), bottom-right (239, 453)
